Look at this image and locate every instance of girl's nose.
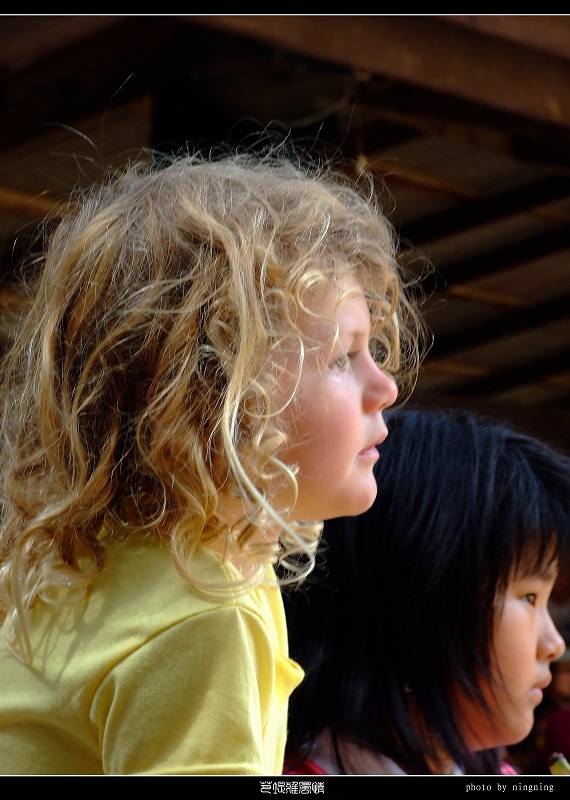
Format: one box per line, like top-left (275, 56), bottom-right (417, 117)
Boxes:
top-left (364, 361), bottom-right (398, 414)
top-left (541, 613), bottom-right (567, 663)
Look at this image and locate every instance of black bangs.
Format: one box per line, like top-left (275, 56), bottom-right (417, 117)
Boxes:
top-left (487, 424), bottom-right (570, 593)
top-left (510, 537), bottom-right (560, 582)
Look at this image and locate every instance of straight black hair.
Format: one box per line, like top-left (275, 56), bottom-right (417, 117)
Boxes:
top-left (284, 407), bottom-right (570, 774)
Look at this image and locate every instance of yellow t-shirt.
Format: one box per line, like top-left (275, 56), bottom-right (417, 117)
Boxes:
top-left (0, 540), bottom-right (303, 775)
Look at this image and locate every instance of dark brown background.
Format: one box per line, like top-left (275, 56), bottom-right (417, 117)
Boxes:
top-left (0, 15), bottom-right (569, 450)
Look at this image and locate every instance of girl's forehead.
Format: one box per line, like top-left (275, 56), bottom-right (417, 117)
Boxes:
top-left (298, 281), bottom-right (368, 338)
top-left (301, 276), bottom-right (365, 317)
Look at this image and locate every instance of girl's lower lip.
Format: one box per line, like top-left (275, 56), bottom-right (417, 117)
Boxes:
top-left (358, 446), bottom-right (379, 459)
top-left (530, 687), bottom-right (543, 704)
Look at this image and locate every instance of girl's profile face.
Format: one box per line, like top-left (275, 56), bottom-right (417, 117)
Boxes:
top-left (276, 279), bottom-right (398, 522)
top-left (457, 561), bottom-right (565, 750)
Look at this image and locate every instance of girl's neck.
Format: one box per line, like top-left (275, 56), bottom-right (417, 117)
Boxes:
top-left (310, 728), bottom-right (458, 775)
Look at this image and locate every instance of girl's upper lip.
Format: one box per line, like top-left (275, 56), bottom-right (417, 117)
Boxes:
top-left (358, 439), bottom-right (383, 456)
top-left (374, 431), bottom-right (388, 447)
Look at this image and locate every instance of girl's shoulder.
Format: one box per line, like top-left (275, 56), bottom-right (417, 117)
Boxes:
top-left (21, 538), bottom-right (287, 672)
top-left (96, 538), bottom-right (283, 630)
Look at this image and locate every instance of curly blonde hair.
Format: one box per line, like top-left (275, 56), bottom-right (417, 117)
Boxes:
top-left (0, 149), bottom-right (426, 660)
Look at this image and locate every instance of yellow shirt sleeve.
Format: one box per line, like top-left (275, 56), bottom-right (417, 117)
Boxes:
top-left (91, 603), bottom-right (302, 775)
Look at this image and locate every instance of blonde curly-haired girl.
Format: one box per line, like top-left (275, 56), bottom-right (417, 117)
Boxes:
top-left (0, 149), bottom-right (424, 774)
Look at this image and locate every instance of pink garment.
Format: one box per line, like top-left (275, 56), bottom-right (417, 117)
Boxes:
top-left (284, 751), bottom-right (518, 776)
top-left (284, 754), bottom-right (329, 775)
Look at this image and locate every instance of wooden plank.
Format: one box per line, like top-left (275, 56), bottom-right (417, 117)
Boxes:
top-left (429, 293), bottom-right (570, 359)
top-left (421, 226), bottom-right (570, 290)
top-left (448, 350), bottom-right (570, 396)
top-left (402, 175), bottom-right (570, 242)
top-left (0, 186), bottom-right (60, 217)
top-left (0, 17), bottom-right (180, 150)
top-left (189, 15), bottom-right (570, 129)
top-left (0, 16), bottom-right (122, 71)
top-left (442, 15), bottom-right (570, 60)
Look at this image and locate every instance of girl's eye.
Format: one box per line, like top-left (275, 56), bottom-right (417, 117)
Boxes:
top-left (330, 351), bottom-right (351, 372)
top-left (524, 594), bottom-right (537, 606)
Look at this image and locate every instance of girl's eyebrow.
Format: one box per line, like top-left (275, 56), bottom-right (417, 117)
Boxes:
top-left (337, 312), bottom-right (370, 339)
top-left (339, 325), bottom-right (367, 341)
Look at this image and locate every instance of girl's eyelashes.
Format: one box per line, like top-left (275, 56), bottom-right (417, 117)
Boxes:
top-left (329, 343), bottom-right (376, 372)
top-left (524, 593), bottom-right (537, 606)
top-left (330, 350), bottom-right (351, 372)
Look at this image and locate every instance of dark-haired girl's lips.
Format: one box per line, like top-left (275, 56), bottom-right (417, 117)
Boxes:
top-left (529, 687), bottom-right (543, 705)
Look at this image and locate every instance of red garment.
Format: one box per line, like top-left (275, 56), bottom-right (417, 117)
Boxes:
top-left (284, 752), bottom-right (518, 776)
top-left (283, 754), bottom-right (329, 775)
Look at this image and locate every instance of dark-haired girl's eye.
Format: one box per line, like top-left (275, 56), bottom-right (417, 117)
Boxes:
top-left (524, 594), bottom-right (537, 606)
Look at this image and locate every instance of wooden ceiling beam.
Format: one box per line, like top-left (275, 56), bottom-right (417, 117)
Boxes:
top-left (190, 15), bottom-right (570, 131)
top-left (447, 350), bottom-right (570, 396)
top-left (428, 293), bottom-right (570, 359)
top-left (402, 174), bottom-right (570, 245)
top-left (0, 185), bottom-right (60, 217)
top-left (441, 15), bottom-right (570, 61)
top-left (0, 17), bottom-right (180, 150)
top-left (355, 79), bottom-right (570, 172)
top-left (420, 225), bottom-right (570, 292)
